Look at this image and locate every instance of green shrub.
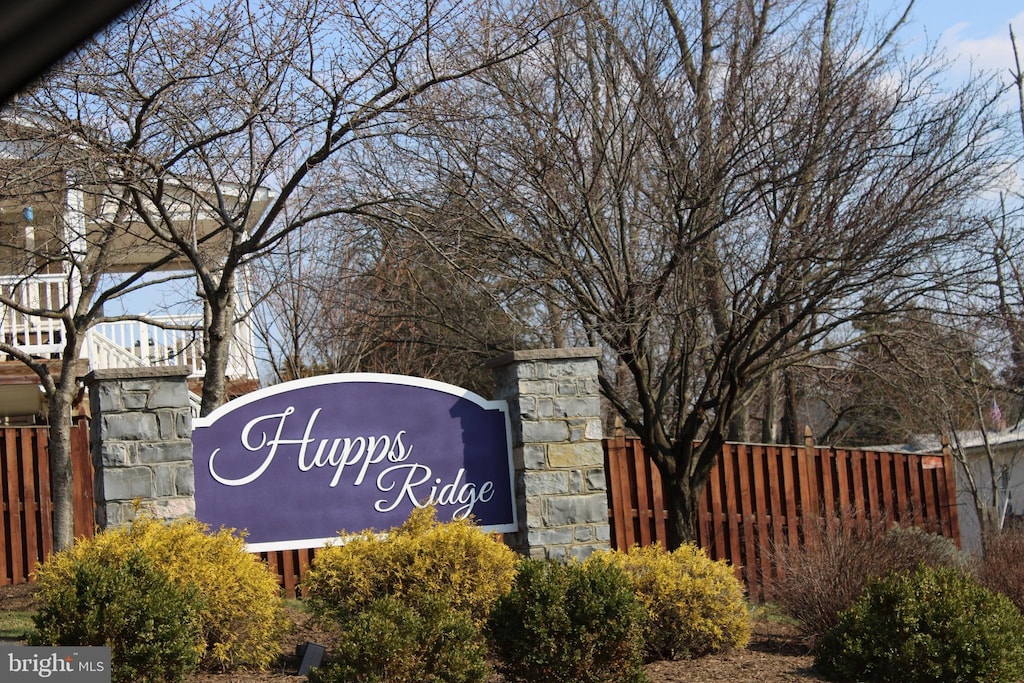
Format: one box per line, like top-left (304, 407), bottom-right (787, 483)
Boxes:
top-left (307, 595), bottom-right (488, 683)
top-left (29, 515), bottom-right (289, 672)
top-left (31, 548), bottom-right (203, 683)
top-left (880, 524), bottom-right (968, 571)
top-left (487, 558), bottom-right (648, 683)
top-left (814, 564), bottom-right (1024, 683)
top-left (302, 507), bottom-right (517, 682)
top-left (589, 543), bottom-right (750, 660)
top-left (303, 506), bottom-right (518, 627)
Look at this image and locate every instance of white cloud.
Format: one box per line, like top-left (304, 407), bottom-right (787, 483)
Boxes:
top-left (938, 12), bottom-right (1024, 78)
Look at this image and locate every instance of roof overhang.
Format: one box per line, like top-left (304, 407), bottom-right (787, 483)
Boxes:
top-left (0, 358), bottom-right (89, 418)
top-left (0, 358), bottom-right (88, 384)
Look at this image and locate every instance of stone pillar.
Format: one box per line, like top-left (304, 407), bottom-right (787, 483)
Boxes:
top-left (488, 347), bottom-right (610, 560)
top-left (85, 367), bottom-right (194, 529)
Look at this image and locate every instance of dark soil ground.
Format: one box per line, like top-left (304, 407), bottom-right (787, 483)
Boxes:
top-left (0, 582), bottom-right (826, 682)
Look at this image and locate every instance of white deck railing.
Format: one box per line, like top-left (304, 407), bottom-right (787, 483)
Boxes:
top-left (91, 317), bottom-right (206, 376)
top-left (0, 274), bottom-right (66, 357)
top-left (0, 274), bottom-right (256, 380)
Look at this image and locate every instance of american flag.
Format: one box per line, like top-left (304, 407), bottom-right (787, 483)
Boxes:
top-left (991, 397), bottom-right (1003, 429)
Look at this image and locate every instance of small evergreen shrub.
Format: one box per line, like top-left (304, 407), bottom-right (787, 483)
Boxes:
top-left (814, 564), bottom-right (1024, 683)
top-left (589, 543), bottom-right (751, 660)
top-left (303, 506), bottom-right (518, 626)
top-left (302, 507), bottom-right (517, 683)
top-left (307, 595), bottom-right (488, 683)
top-left (880, 524), bottom-right (968, 571)
top-left (487, 558), bottom-right (649, 683)
top-left (768, 512), bottom-right (968, 640)
top-left (31, 548), bottom-right (203, 683)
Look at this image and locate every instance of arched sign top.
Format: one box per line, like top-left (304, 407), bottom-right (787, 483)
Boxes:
top-left (193, 372), bottom-right (503, 427)
top-left (192, 373), bottom-right (516, 552)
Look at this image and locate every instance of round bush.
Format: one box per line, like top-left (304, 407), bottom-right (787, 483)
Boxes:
top-left (302, 507), bottom-right (517, 682)
top-left (589, 543), bottom-right (751, 660)
top-left (126, 516), bottom-right (290, 670)
top-left (307, 594), bottom-right (488, 683)
top-left (32, 515), bottom-right (289, 671)
top-left (487, 558), bottom-right (648, 683)
top-left (880, 525), bottom-right (968, 572)
top-left (302, 505), bottom-right (518, 627)
top-left (31, 547), bottom-right (203, 683)
top-left (815, 564), bottom-right (1024, 683)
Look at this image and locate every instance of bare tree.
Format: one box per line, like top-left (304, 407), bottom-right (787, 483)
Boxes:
top-left (20, 0), bottom-right (548, 417)
top-left (3, 0), bottom-right (548, 546)
top-left (0, 112), bottom-right (196, 549)
top-left (810, 20), bottom-right (1024, 548)
top-left (382, 0), bottom-right (1017, 545)
top-left (249, 200), bottom-right (535, 394)
top-left (835, 304), bottom-right (1024, 546)
top-left (945, 22), bottom-right (1024, 544)
top-left (996, 27), bottom-right (1024, 403)
top-left (247, 212), bottom-right (354, 384)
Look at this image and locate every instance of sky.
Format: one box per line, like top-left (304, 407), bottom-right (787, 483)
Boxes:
top-left (870, 1), bottom-right (1024, 195)
top-left (867, 0), bottom-right (1024, 78)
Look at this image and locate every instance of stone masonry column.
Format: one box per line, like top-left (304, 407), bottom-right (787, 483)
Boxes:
top-left (487, 348), bottom-right (610, 560)
top-left (85, 367), bottom-right (195, 529)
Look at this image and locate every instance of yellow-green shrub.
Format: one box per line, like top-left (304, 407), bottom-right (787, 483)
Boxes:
top-left (588, 543), bottom-right (751, 660)
top-left (302, 506), bottom-right (518, 627)
top-left (126, 516), bottom-right (290, 671)
top-left (35, 516), bottom-right (289, 671)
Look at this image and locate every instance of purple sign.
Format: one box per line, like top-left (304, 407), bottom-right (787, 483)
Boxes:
top-left (192, 373), bottom-right (517, 551)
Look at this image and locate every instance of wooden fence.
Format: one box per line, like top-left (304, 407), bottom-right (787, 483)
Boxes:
top-left (0, 418), bottom-right (93, 585)
top-left (3, 423), bottom-right (960, 603)
top-left (604, 431), bottom-right (960, 602)
top-left (259, 548), bottom-right (317, 599)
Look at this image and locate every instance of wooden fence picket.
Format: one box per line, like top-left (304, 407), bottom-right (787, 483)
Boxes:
top-left (0, 422), bottom-right (93, 586)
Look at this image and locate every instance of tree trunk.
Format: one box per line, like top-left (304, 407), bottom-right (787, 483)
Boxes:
top-left (663, 473), bottom-right (704, 549)
top-left (729, 404), bottom-right (750, 442)
top-left (47, 385), bottom-right (75, 552)
top-left (978, 505), bottom-right (1003, 540)
top-left (761, 370), bottom-right (779, 443)
top-left (780, 369), bottom-right (800, 445)
top-left (200, 286), bottom-right (237, 417)
top-left (652, 422), bottom-right (727, 551)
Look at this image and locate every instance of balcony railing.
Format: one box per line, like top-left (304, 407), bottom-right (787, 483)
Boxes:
top-left (91, 317), bottom-right (206, 376)
top-left (0, 274), bottom-right (256, 380)
top-left (0, 274), bottom-right (65, 357)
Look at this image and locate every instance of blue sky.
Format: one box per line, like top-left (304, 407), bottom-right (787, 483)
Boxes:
top-left (868, 0), bottom-right (1023, 76)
